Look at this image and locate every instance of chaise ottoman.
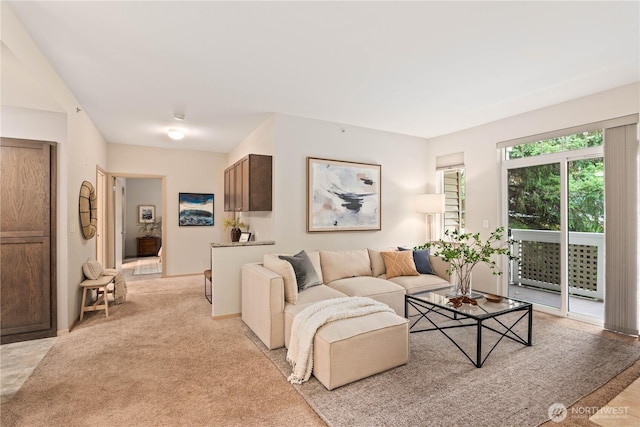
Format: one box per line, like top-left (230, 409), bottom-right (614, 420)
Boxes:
top-left (312, 311), bottom-right (409, 390)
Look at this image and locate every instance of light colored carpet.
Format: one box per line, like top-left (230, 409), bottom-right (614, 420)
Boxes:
top-left (132, 257), bottom-right (162, 275)
top-left (2, 276), bottom-right (638, 427)
top-left (0, 276), bottom-right (323, 427)
top-left (249, 311), bottom-right (640, 427)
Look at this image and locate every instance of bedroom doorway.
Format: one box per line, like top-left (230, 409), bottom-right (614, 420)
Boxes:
top-left (106, 173), bottom-right (166, 279)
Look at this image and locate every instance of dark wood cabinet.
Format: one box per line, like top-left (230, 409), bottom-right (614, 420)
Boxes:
top-left (224, 154), bottom-right (272, 212)
top-left (137, 237), bottom-right (161, 257)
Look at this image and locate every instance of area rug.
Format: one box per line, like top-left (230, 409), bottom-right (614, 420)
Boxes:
top-left (249, 312), bottom-right (640, 427)
top-left (133, 257), bottom-right (161, 275)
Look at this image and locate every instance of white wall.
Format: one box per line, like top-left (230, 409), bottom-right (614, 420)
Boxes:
top-left (425, 83), bottom-right (640, 293)
top-left (107, 144), bottom-right (228, 276)
top-left (271, 114), bottom-right (431, 252)
top-left (216, 113), bottom-right (433, 315)
top-left (2, 4), bottom-right (109, 332)
top-left (125, 178), bottom-right (162, 257)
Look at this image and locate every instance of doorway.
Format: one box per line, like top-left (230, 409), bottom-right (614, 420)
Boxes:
top-left (107, 174), bottom-right (166, 278)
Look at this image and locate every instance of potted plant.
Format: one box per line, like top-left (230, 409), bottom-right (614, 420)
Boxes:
top-left (223, 214), bottom-right (247, 242)
top-left (138, 219), bottom-right (162, 238)
top-left (415, 227), bottom-right (517, 303)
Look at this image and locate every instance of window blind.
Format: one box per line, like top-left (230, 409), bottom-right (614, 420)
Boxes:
top-left (443, 170), bottom-right (462, 232)
top-left (604, 123), bottom-right (639, 335)
top-left (436, 152), bottom-right (464, 171)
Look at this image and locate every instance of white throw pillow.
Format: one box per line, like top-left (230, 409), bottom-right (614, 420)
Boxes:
top-left (82, 259), bottom-right (103, 280)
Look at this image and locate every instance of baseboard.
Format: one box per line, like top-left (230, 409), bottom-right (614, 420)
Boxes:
top-left (212, 313), bottom-right (240, 320)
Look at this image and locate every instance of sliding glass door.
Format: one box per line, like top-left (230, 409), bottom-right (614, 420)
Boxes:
top-left (567, 156), bottom-right (604, 318)
top-left (507, 163), bottom-right (562, 310)
top-left (503, 131), bottom-right (604, 321)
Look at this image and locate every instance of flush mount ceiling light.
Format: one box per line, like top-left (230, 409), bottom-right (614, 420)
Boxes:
top-left (167, 128), bottom-right (185, 140)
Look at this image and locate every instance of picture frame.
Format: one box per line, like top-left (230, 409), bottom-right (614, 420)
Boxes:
top-left (138, 205), bottom-right (156, 223)
top-left (179, 193), bottom-right (214, 226)
top-left (239, 232), bottom-right (252, 243)
top-left (307, 157), bottom-right (381, 232)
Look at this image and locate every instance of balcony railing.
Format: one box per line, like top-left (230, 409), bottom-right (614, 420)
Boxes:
top-left (510, 229), bottom-right (604, 300)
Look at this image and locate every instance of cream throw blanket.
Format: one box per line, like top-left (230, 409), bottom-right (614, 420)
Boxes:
top-left (286, 297), bottom-right (395, 385)
top-left (103, 269), bottom-right (127, 305)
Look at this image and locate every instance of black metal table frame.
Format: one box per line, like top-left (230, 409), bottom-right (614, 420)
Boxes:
top-left (405, 294), bottom-right (533, 368)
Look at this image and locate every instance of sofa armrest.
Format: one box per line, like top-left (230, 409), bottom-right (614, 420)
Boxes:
top-left (429, 255), bottom-right (452, 283)
top-left (241, 263), bottom-right (285, 350)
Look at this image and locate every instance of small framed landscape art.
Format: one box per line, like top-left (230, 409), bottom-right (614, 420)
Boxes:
top-left (307, 157), bottom-right (381, 232)
top-left (138, 205), bottom-right (155, 223)
top-left (179, 193), bottom-right (214, 226)
top-left (239, 232), bottom-right (252, 243)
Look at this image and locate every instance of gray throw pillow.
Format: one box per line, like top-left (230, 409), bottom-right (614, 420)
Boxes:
top-left (398, 247), bottom-right (434, 275)
top-left (279, 250), bottom-right (322, 291)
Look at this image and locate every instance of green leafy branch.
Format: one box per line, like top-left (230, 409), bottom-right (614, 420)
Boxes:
top-left (414, 227), bottom-right (518, 279)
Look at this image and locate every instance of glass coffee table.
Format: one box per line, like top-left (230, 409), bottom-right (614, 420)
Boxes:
top-left (405, 289), bottom-right (532, 367)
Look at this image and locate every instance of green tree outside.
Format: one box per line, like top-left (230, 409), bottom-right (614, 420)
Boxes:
top-left (507, 131), bottom-right (604, 233)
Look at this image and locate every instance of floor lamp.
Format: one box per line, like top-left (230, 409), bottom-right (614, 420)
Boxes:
top-left (415, 194), bottom-right (445, 243)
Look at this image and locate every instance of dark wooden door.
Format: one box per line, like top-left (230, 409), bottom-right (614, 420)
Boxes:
top-left (1, 138), bottom-right (57, 343)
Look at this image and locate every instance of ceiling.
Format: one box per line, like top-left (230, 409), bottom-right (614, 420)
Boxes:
top-left (6, 1), bottom-right (639, 153)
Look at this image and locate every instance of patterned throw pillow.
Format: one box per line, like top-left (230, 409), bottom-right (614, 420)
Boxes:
top-left (380, 251), bottom-right (419, 279)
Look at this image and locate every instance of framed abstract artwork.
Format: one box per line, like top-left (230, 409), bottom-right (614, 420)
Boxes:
top-left (307, 157), bottom-right (381, 232)
top-left (179, 193), bottom-right (214, 226)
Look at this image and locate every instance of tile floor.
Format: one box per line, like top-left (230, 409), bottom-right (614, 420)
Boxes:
top-left (1, 337), bottom-right (56, 403)
top-left (590, 377), bottom-right (640, 426)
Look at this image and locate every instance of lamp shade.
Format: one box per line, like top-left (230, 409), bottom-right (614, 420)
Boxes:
top-left (414, 194), bottom-right (445, 214)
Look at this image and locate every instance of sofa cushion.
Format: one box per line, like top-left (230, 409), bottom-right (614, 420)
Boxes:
top-left (398, 247), bottom-right (434, 275)
top-left (367, 248), bottom-right (397, 277)
top-left (314, 312), bottom-right (409, 390)
top-left (381, 251), bottom-right (419, 279)
top-left (389, 274), bottom-right (450, 294)
top-left (279, 250), bottom-right (322, 292)
top-left (320, 249), bottom-right (372, 283)
top-left (283, 285), bottom-right (347, 348)
top-left (264, 254), bottom-right (299, 304)
top-left (326, 276), bottom-right (406, 315)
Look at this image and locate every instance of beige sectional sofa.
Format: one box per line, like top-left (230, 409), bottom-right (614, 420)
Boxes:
top-left (241, 248), bottom-right (451, 389)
